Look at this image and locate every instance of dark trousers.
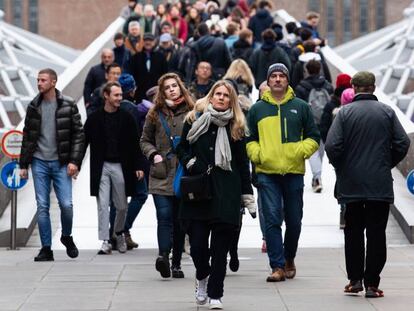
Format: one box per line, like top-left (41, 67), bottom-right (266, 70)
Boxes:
top-left (189, 220), bottom-right (235, 299)
top-left (153, 195), bottom-right (185, 267)
top-left (344, 201), bottom-right (390, 288)
top-left (229, 213), bottom-right (243, 258)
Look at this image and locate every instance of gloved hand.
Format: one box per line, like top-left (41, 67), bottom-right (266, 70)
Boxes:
top-left (242, 194), bottom-right (256, 218)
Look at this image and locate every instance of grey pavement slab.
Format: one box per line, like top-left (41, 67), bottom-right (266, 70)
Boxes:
top-left (1, 247), bottom-right (414, 310)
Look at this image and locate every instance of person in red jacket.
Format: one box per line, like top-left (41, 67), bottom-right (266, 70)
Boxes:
top-left (167, 4), bottom-right (188, 44)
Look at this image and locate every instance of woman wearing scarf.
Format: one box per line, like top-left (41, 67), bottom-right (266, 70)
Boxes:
top-left (140, 73), bottom-right (194, 279)
top-left (176, 81), bottom-right (255, 310)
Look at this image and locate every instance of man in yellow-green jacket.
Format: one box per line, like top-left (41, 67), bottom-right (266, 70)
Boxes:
top-left (246, 63), bottom-right (320, 282)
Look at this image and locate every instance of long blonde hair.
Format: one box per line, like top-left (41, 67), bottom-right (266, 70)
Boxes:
top-left (223, 59), bottom-right (255, 88)
top-left (147, 73), bottom-right (194, 122)
top-left (186, 80), bottom-right (247, 141)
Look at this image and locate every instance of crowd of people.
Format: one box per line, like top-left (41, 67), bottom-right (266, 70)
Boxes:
top-left (17, 0), bottom-right (411, 310)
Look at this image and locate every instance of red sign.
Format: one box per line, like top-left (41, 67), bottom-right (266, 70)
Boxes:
top-left (1, 130), bottom-right (23, 158)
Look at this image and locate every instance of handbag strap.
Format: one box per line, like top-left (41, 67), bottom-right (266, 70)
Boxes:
top-left (158, 111), bottom-right (173, 149)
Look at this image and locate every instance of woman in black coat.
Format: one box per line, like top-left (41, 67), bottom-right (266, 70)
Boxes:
top-left (176, 80), bottom-right (255, 309)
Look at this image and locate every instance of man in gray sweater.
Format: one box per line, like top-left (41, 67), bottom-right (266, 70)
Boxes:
top-left (20, 68), bottom-right (85, 262)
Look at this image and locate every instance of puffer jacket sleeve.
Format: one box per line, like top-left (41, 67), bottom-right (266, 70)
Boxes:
top-left (19, 108), bottom-right (34, 169)
top-left (69, 103), bottom-right (85, 168)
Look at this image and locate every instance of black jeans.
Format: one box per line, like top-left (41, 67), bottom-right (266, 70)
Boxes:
top-left (229, 212), bottom-right (243, 258)
top-left (344, 201), bottom-right (390, 288)
top-left (189, 220), bottom-right (235, 299)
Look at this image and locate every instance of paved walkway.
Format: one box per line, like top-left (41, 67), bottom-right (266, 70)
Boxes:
top-left (12, 147), bottom-right (412, 310)
top-left (27, 158), bottom-right (409, 249)
top-left (1, 247), bottom-right (414, 311)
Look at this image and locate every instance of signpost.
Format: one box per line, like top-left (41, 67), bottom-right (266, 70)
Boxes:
top-left (1, 130), bottom-right (24, 250)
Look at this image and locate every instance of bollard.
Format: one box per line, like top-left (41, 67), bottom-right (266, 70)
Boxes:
top-left (10, 190), bottom-right (17, 250)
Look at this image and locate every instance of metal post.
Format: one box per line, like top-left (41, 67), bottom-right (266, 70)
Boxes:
top-left (10, 190), bottom-right (17, 250)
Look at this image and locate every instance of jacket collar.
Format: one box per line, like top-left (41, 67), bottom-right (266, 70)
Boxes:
top-left (353, 93), bottom-right (378, 102)
top-left (31, 89), bottom-right (64, 108)
top-left (261, 87), bottom-right (295, 106)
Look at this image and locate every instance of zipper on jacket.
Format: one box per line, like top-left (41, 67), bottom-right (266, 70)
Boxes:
top-left (284, 117), bottom-right (288, 143)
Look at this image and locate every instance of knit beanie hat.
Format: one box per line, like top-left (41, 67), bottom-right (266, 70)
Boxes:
top-left (335, 73), bottom-right (352, 89)
top-left (118, 73), bottom-right (136, 94)
top-left (267, 63), bottom-right (289, 82)
top-left (341, 88), bottom-right (355, 106)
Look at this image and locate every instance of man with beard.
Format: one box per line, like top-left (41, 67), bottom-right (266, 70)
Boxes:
top-left (84, 81), bottom-right (141, 255)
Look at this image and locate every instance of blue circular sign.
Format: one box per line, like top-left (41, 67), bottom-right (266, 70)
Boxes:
top-left (407, 169), bottom-right (414, 195)
top-left (1, 161), bottom-right (27, 190)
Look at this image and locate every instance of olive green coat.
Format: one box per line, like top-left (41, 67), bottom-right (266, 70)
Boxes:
top-left (140, 104), bottom-right (190, 196)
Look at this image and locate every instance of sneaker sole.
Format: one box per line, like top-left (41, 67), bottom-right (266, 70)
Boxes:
top-left (97, 250), bottom-right (112, 255)
top-left (34, 257), bottom-right (54, 262)
top-left (196, 298), bottom-right (207, 305)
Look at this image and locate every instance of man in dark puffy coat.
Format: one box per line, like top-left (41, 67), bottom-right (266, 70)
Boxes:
top-left (20, 68), bottom-right (85, 262)
top-left (190, 23), bottom-right (232, 79)
top-left (325, 71), bottom-right (410, 298)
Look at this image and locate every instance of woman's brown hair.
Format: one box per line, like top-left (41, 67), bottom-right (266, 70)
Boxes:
top-left (147, 73), bottom-right (194, 122)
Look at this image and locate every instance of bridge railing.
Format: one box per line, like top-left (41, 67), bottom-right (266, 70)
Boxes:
top-left (0, 17), bottom-right (125, 247)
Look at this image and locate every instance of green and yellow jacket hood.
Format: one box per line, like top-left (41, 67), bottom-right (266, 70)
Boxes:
top-left (246, 88), bottom-right (320, 175)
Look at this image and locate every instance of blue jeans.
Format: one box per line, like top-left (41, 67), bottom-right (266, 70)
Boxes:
top-left (152, 194), bottom-right (185, 267)
top-left (257, 173), bottom-right (304, 269)
top-left (31, 158), bottom-right (73, 247)
top-left (110, 178), bottom-right (148, 236)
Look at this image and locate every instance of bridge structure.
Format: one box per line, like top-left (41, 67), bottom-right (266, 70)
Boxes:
top-left (0, 5), bottom-right (413, 252)
top-left (0, 5), bottom-right (414, 311)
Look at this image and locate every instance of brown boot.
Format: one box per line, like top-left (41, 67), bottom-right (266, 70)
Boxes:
top-left (124, 232), bottom-right (138, 250)
top-left (266, 268), bottom-right (285, 282)
top-left (285, 259), bottom-right (296, 279)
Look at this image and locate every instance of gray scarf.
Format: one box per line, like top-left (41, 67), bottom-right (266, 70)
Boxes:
top-left (187, 104), bottom-right (233, 171)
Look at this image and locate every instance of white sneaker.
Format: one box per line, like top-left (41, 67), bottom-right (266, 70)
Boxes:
top-left (209, 298), bottom-right (223, 310)
top-left (195, 276), bottom-right (208, 305)
top-left (98, 241), bottom-right (112, 255)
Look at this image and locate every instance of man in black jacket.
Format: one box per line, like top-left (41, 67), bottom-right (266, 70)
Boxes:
top-left (83, 49), bottom-right (114, 108)
top-left (84, 81), bottom-right (142, 255)
top-left (190, 23), bottom-right (232, 80)
top-left (325, 71), bottom-right (410, 298)
top-left (295, 60), bottom-right (333, 193)
top-left (126, 33), bottom-right (168, 102)
top-left (20, 68), bottom-right (85, 262)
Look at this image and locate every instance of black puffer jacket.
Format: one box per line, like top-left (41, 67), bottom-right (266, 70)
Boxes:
top-left (20, 89), bottom-right (85, 169)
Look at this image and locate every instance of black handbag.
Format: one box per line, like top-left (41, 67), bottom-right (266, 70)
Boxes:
top-left (180, 165), bottom-right (212, 202)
